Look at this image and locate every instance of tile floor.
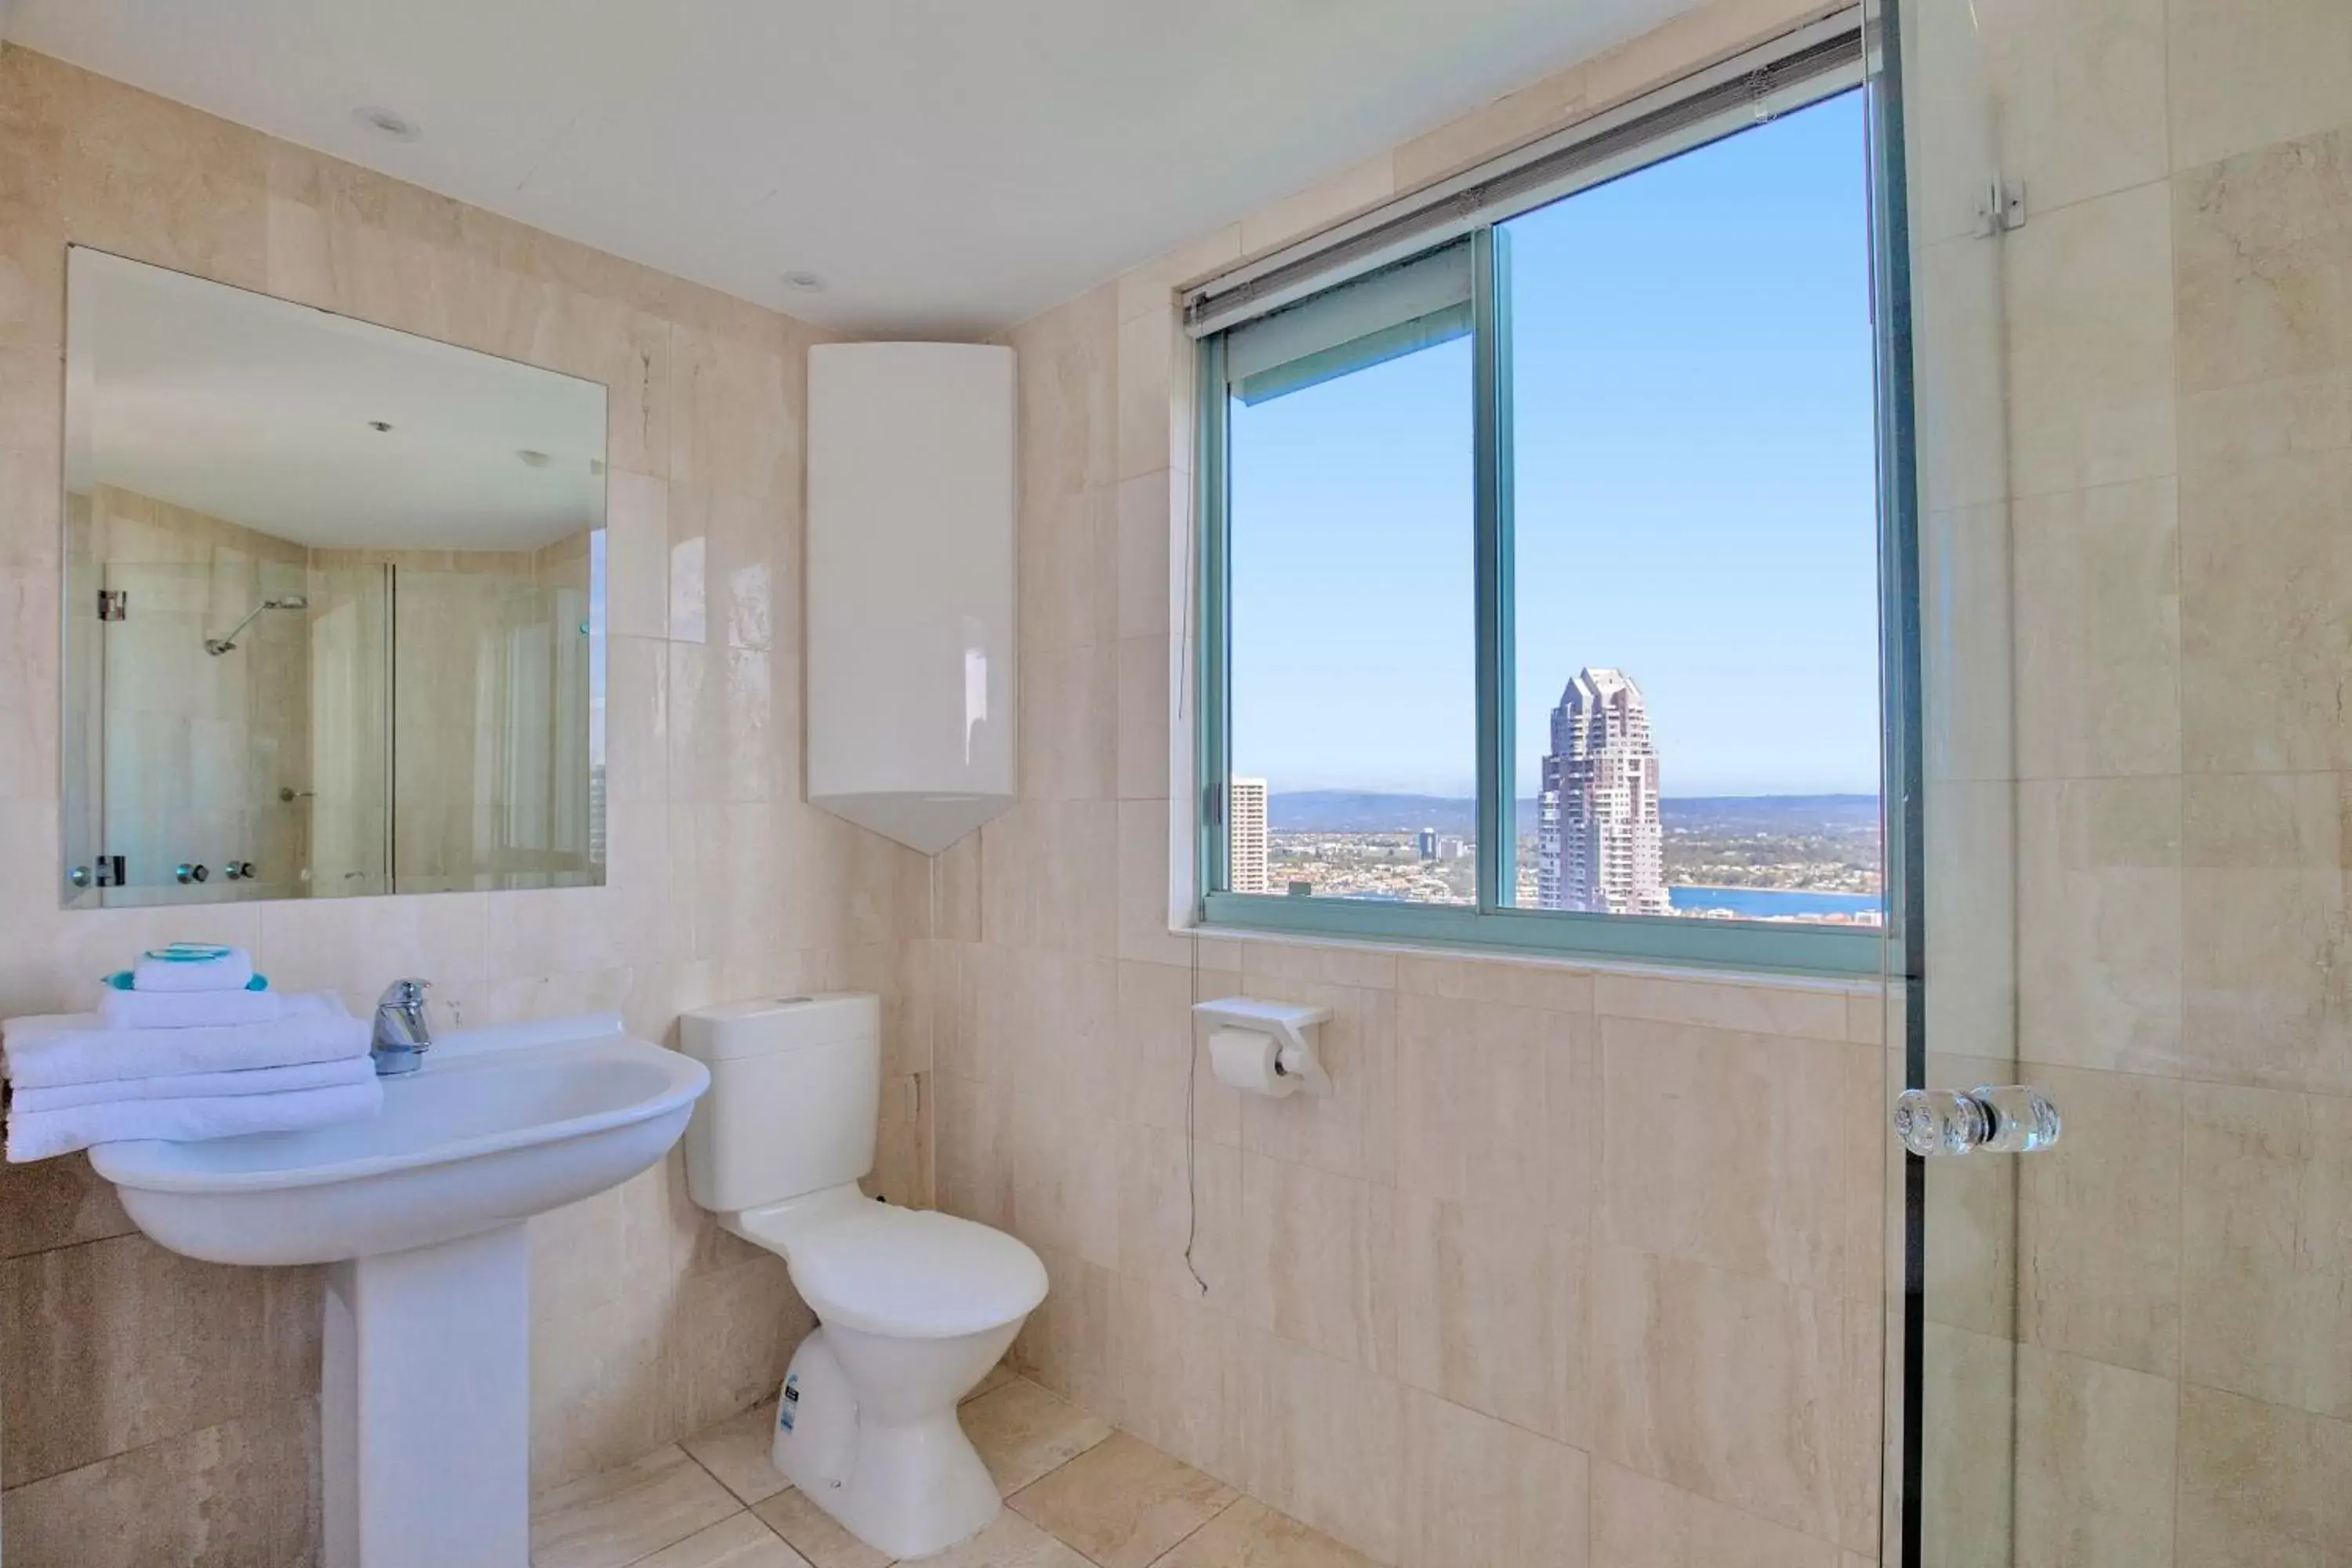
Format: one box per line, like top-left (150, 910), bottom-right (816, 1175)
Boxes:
top-left (529, 1367), bottom-right (1381, 1568)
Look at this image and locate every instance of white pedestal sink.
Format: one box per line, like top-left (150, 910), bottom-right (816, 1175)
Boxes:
top-left (90, 1013), bottom-right (710, 1568)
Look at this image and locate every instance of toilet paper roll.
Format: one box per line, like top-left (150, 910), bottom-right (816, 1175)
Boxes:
top-left (1208, 1028), bottom-right (1297, 1098)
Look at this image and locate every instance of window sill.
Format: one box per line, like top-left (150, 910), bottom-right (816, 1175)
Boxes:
top-left (1181, 895), bottom-right (1887, 993)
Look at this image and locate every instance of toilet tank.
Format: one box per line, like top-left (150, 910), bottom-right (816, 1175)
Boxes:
top-left (679, 993), bottom-right (880, 1214)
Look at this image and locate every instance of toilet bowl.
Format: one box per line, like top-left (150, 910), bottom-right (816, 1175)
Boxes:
top-left (680, 994), bottom-right (1048, 1561)
top-left (728, 1185), bottom-right (1045, 1556)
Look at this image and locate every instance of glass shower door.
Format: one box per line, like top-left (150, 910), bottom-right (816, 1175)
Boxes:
top-left (388, 561), bottom-right (597, 893)
top-left (1882, 0), bottom-right (2352, 1563)
top-left (306, 564), bottom-right (393, 897)
top-left (1875, 0), bottom-right (2027, 1559)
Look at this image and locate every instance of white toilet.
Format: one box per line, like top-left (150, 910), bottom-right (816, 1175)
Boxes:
top-left (679, 993), bottom-right (1047, 1561)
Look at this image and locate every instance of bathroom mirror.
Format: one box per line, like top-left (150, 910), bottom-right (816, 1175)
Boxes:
top-left (60, 247), bottom-right (608, 908)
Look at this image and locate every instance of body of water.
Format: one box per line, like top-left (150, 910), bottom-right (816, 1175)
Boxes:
top-left (1668, 884), bottom-right (1882, 918)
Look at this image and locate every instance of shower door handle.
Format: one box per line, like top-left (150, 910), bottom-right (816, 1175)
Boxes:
top-left (1894, 1085), bottom-right (2062, 1157)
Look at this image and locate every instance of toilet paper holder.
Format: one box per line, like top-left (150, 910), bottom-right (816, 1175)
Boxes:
top-left (1191, 997), bottom-right (1334, 1097)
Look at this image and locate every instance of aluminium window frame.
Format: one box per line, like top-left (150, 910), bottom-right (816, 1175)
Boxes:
top-left (1192, 18), bottom-right (1892, 978)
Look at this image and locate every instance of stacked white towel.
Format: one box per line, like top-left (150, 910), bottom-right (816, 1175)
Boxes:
top-left (4, 1081), bottom-right (382, 1160)
top-left (100, 985), bottom-right (291, 1031)
top-left (13, 1055), bottom-right (376, 1110)
top-left (3, 963), bottom-right (380, 1161)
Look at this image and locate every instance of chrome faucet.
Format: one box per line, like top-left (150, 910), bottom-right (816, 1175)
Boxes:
top-left (372, 978), bottom-right (434, 1076)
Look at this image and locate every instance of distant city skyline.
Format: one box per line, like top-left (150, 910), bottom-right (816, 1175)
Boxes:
top-left (1232, 731), bottom-right (1882, 915)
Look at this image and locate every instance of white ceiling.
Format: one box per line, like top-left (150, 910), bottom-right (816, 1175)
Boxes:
top-left (5, 0), bottom-right (1698, 337)
top-left (71, 248), bottom-right (606, 550)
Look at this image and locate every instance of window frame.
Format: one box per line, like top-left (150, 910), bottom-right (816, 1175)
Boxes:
top-left (1191, 45), bottom-right (1894, 979)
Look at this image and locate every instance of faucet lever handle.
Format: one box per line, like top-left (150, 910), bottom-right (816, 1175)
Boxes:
top-left (378, 978), bottom-right (431, 1008)
top-left (371, 978), bottom-right (435, 1076)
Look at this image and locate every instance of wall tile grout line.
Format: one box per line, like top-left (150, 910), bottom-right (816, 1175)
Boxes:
top-left (4, 1235), bottom-right (118, 1261)
top-left (1, 1388), bottom-right (326, 1497)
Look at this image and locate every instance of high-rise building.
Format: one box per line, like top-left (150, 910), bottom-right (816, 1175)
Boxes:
top-left (1536, 668), bottom-right (1669, 916)
top-left (1417, 827), bottom-right (1439, 860)
top-left (1229, 776), bottom-right (1270, 894)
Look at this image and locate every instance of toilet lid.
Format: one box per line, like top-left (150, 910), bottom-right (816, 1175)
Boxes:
top-left (786, 1208), bottom-right (1049, 1340)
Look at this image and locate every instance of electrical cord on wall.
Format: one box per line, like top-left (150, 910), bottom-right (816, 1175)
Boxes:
top-left (1178, 424), bottom-right (1209, 1296)
top-left (1182, 932), bottom-right (1208, 1297)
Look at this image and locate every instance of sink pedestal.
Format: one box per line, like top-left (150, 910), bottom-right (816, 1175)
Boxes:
top-left (89, 1016), bottom-right (710, 1567)
top-left (323, 1223), bottom-right (531, 1568)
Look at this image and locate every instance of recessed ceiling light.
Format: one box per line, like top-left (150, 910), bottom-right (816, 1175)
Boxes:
top-left (783, 270), bottom-right (825, 292)
top-left (353, 107), bottom-right (422, 143)
top-left (517, 449), bottom-right (552, 469)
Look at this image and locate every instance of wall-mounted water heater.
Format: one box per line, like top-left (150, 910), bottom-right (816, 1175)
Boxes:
top-left (806, 343), bottom-right (1018, 853)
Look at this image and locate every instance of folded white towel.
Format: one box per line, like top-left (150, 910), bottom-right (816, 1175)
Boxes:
top-left (130, 945), bottom-right (256, 993)
top-left (99, 985), bottom-right (297, 1032)
top-left (5, 1079), bottom-right (384, 1162)
top-left (11, 1054), bottom-right (379, 1113)
top-left (2, 996), bottom-right (368, 1091)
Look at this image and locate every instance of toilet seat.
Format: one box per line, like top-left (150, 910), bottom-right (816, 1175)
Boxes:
top-left (750, 1205), bottom-right (1047, 1339)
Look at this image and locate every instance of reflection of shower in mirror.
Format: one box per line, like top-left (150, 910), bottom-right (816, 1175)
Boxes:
top-left (64, 247), bottom-right (610, 908)
top-left (202, 594), bottom-right (309, 655)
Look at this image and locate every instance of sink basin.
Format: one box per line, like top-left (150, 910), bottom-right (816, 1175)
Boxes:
top-left (93, 1012), bottom-right (708, 1265)
top-left (92, 1012), bottom-right (709, 1568)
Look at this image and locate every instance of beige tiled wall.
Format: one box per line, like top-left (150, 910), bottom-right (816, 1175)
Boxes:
top-left (0, 44), bottom-right (932, 1563)
top-left (932, 2), bottom-right (1889, 1564)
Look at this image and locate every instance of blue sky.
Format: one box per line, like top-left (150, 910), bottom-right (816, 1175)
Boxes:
top-left (1229, 90), bottom-right (1877, 800)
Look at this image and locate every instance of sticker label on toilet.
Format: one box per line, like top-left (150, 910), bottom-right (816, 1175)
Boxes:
top-left (780, 1374), bottom-right (799, 1433)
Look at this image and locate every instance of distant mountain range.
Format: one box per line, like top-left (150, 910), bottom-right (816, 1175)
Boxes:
top-left (1265, 790), bottom-right (1880, 836)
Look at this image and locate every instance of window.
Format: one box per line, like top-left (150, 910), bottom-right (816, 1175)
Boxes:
top-left (1223, 244), bottom-right (1477, 905)
top-left (1193, 32), bottom-right (1884, 975)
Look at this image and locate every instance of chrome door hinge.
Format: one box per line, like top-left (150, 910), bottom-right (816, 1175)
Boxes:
top-left (1976, 177), bottom-right (2027, 236)
top-left (96, 589), bottom-right (128, 622)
